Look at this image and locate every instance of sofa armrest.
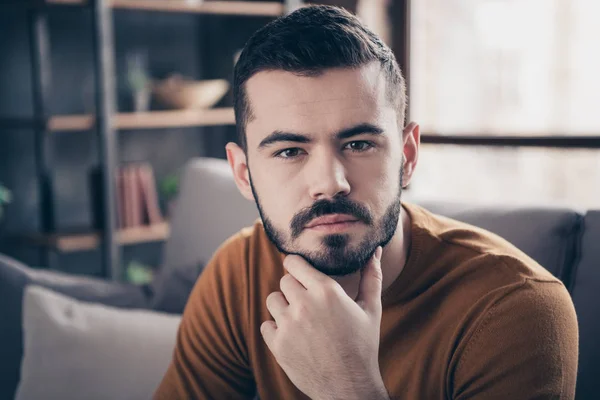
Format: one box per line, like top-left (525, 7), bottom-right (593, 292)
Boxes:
top-left (27, 267), bottom-right (150, 308)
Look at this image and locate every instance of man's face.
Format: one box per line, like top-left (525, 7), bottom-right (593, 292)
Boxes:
top-left (240, 64), bottom-right (406, 276)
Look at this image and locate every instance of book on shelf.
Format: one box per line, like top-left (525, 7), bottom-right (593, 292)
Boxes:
top-left (137, 163), bottom-right (164, 226)
top-left (116, 168), bottom-right (125, 229)
top-left (122, 166), bottom-right (137, 228)
top-left (116, 163), bottom-right (163, 230)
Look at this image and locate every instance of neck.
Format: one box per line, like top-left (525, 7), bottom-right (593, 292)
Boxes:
top-left (333, 205), bottom-right (412, 300)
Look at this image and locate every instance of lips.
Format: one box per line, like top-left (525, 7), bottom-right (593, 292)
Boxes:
top-left (305, 214), bottom-right (359, 228)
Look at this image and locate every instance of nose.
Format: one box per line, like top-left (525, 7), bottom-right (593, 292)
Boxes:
top-left (307, 151), bottom-right (351, 201)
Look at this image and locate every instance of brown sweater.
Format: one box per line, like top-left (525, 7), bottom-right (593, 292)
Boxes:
top-left (154, 203), bottom-right (578, 400)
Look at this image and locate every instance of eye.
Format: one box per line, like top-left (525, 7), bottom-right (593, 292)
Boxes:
top-left (274, 148), bottom-right (305, 159)
top-left (344, 141), bottom-right (374, 152)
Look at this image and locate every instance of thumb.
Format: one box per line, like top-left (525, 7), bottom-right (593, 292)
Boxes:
top-left (356, 246), bottom-right (383, 315)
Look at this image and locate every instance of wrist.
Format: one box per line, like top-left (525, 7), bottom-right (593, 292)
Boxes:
top-left (323, 375), bottom-right (389, 400)
top-left (359, 379), bottom-right (389, 400)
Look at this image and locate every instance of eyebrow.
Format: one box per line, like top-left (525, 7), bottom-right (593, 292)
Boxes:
top-left (257, 123), bottom-right (385, 149)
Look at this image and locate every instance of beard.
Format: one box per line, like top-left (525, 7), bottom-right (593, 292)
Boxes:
top-left (249, 168), bottom-right (403, 277)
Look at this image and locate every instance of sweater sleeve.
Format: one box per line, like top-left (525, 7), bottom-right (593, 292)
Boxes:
top-left (154, 235), bottom-right (256, 399)
top-left (451, 279), bottom-right (578, 400)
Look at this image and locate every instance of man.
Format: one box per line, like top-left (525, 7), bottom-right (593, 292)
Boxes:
top-left (155, 5), bottom-right (578, 399)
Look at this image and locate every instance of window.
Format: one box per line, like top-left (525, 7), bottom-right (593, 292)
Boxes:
top-left (407, 0), bottom-right (600, 207)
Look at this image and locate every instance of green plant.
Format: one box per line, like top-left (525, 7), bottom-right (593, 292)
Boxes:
top-left (127, 68), bottom-right (150, 92)
top-left (126, 51), bottom-right (150, 92)
top-left (160, 174), bottom-right (180, 201)
top-left (0, 183), bottom-right (12, 221)
top-left (125, 260), bottom-right (154, 285)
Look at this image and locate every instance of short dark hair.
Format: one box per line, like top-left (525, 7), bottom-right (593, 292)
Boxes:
top-left (233, 5), bottom-right (407, 151)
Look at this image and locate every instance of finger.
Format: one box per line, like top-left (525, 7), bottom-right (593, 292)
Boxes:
top-left (283, 254), bottom-right (331, 289)
top-left (356, 246), bottom-right (383, 315)
top-left (266, 291), bottom-right (289, 322)
top-left (280, 273), bottom-right (307, 304)
top-left (260, 320), bottom-right (277, 350)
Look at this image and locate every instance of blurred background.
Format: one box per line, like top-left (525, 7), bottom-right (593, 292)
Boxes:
top-left (408, 0), bottom-right (600, 208)
top-left (0, 0), bottom-right (598, 281)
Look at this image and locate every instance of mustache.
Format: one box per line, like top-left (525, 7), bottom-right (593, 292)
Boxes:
top-left (290, 197), bottom-right (373, 239)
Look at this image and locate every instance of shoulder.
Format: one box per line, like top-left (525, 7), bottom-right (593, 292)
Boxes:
top-left (403, 202), bottom-right (560, 284)
top-left (463, 278), bottom-right (576, 346)
top-left (396, 203), bottom-right (568, 335)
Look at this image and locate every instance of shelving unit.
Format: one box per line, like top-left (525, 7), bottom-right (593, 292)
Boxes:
top-left (3, 0), bottom-right (299, 280)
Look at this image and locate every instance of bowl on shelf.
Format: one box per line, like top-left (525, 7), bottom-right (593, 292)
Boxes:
top-left (152, 74), bottom-right (230, 110)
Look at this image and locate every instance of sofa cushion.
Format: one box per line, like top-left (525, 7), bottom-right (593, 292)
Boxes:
top-left (0, 254), bottom-right (148, 400)
top-left (16, 285), bottom-right (180, 400)
top-left (155, 158), bottom-right (258, 314)
top-left (150, 261), bottom-right (205, 314)
top-left (162, 157), bottom-right (259, 270)
top-left (420, 202), bottom-right (583, 284)
top-left (570, 210), bottom-right (600, 400)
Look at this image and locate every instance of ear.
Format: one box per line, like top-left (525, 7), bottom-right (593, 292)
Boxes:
top-left (225, 142), bottom-right (255, 201)
top-left (401, 122), bottom-right (420, 188)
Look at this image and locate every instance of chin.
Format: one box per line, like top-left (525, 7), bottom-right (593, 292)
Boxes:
top-left (309, 249), bottom-right (373, 277)
top-left (288, 237), bottom-right (376, 277)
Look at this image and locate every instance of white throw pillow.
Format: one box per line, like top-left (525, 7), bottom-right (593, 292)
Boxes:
top-left (16, 285), bottom-right (181, 400)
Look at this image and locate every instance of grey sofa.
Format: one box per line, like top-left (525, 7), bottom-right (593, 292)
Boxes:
top-left (0, 156), bottom-right (598, 399)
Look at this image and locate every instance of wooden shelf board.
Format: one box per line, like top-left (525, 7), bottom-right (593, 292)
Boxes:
top-left (48, 108), bottom-right (236, 131)
top-left (117, 108), bottom-right (236, 129)
top-left (110, 0), bottom-right (284, 16)
top-left (48, 115), bottom-right (94, 131)
top-left (27, 222), bottom-right (170, 252)
top-left (46, 0), bottom-right (285, 16)
top-left (46, 0), bottom-right (85, 5)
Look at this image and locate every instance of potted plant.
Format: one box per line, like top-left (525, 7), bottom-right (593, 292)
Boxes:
top-left (159, 174), bottom-right (180, 218)
top-left (0, 183), bottom-right (12, 227)
top-left (126, 260), bottom-right (154, 285)
top-left (125, 50), bottom-right (152, 112)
